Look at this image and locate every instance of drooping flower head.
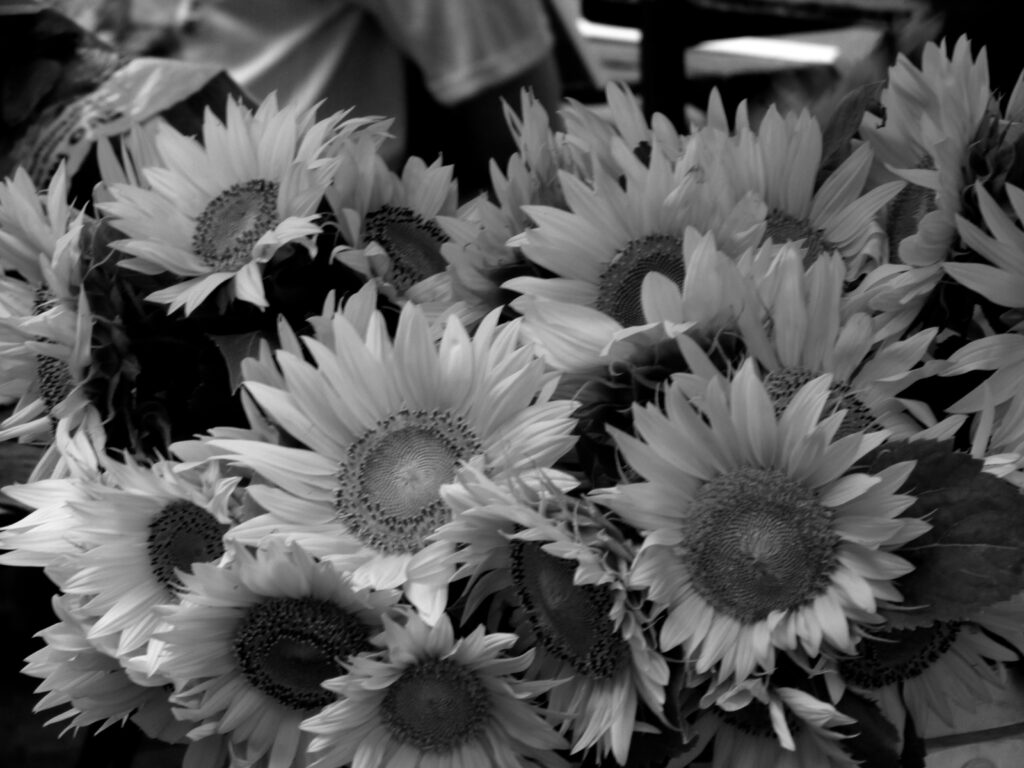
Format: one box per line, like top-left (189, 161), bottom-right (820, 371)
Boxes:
top-left (435, 89), bottom-right (583, 326)
top-left (833, 595), bottom-right (1024, 739)
top-left (687, 247), bottom-right (951, 439)
top-left (679, 678), bottom-right (859, 768)
top-left (859, 35), bottom-right (993, 333)
top-left (435, 465), bottom-right (668, 764)
top-left (560, 81), bottom-right (684, 175)
top-left (0, 164), bottom-right (93, 473)
top-left (24, 592), bottom-right (206, 752)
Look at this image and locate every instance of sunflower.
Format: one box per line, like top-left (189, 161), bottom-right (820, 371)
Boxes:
top-left (859, 36), bottom-right (993, 331)
top-left (495, 87), bottom-right (580, 211)
top-left (682, 247), bottom-right (956, 439)
top-left (951, 181), bottom-right (1024, 308)
top-left (747, 107), bottom-right (905, 276)
top-left (833, 595), bottom-right (1024, 738)
top-left (597, 228), bottom-right (772, 366)
top-left (50, 454), bottom-right (242, 657)
top-left (593, 359), bottom-right (922, 686)
top-left (679, 679), bottom-right (858, 768)
top-left (100, 95), bottom-right (347, 314)
top-left (436, 194), bottom-right (525, 327)
top-left (435, 91), bottom-right (577, 327)
top-left (433, 465), bottom-right (667, 764)
top-left (156, 539), bottom-right (397, 768)
top-left (0, 416), bottom-right (106, 569)
top-left (207, 292), bottom-right (578, 622)
top-left (24, 592), bottom-right (201, 749)
top-left (866, 36), bottom-right (991, 266)
top-left (560, 81), bottom-right (684, 175)
top-left (0, 164), bottom-right (78, 285)
top-left (302, 610), bottom-right (569, 768)
top-left (0, 181), bottom-right (94, 477)
top-left (504, 130), bottom-right (764, 370)
top-left (327, 134), bottom-right (462, 317)
top-left (2, 431), bottom-right (243, 656)
top-left (0, 288), bottom-right (93, 449)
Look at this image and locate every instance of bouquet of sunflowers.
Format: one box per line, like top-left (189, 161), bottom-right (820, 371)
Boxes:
top-left (2, 28), bottom-right (1024, 768)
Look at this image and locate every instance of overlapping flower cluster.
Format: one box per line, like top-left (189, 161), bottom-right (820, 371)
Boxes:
top-left (2, 35), bottom-right (1024, 768)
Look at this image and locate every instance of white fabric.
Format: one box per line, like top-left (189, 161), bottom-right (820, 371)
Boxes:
top-left (175, 0), bottom-right (554, 161)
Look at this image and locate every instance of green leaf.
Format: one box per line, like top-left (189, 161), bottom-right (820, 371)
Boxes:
top-left (862, 439), bottom-right (1024, 627)
top-left (815, 79), bottom-right (885, 189)
top-left (834, 690), bottom-right (903, 768)
top-left (208, 331), bottom-right (264, 394)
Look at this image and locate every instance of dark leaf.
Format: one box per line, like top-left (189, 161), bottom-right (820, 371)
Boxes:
top-left (816, 79), bottom-right (885, 188)
top-left (834, 690), bottom-right (902, 768)
top-left (901, 704), bottom-right (927, 768)
top-left (208, 331), bottom-right (264, 394)
top-left (0, 58), bottom-right (61, 125)
top-left (861, 439), bottom-right (1024, 627)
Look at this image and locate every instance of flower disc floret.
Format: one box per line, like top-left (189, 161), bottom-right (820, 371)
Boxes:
top-left (510, 540), bottom-right (628, 678)
top-left (686, 467), bottom-right (839, 623)
top-left (764, 367), bottom-right (880, 439)
top-left (362, 203), bottom-right (449, 292)
top-left (234, 596), bottom-right (372, 710)
top-left (839, 623), bottom-right (963, 689)
top-left (594, 234), bottom-right (686, 327)
top-left (379, 657), bottom-right (491, 750)
top-left (334, 408), bottom-right (482, 555)
top-left (146, 498), bottom-right (229, 592)
top-left (192, 179), bottom-right (280, 270)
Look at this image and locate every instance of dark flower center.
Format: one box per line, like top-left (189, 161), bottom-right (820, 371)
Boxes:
top-left (363, 204), bottom-right (449, 292)
top-left (335, 409), bottom-right (481, 554)
top-left (380, 658), bottom-right (490, 751)
top-left (763, 367), bottom-right (879, 439)
top-left (146, 499), bottom-right (228, 592)
top-left (595, 234), bottom-right (686, 328)
top-left (234, 596), bottom-right (371, 711)
top-left (687, 467), bottom-right (838, 623)
top-left (762, 208), bottom-right (836, 262)
top-left (31, 288), bottom-right (73, 415)
top-left (35, 354), bottom-right (73, 414)
top-left (510, 540), bottom-right (627, 678)
top-left (839, 622), bottom-right (964, 688)
top-left (886, 155), bottom-right (937, 263)
top-left (193, 179), bottom-right (280, 270)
